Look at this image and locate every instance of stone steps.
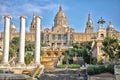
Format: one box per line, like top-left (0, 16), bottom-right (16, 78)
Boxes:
top-left (40, 69), bottom-right (85, 80)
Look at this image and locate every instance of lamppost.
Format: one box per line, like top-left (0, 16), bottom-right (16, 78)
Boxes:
top-left (65, 45), bottom-right (73, 80)
top-left (66, 46), bottom-right (73, 70)
top-left (66, 46), bottom-right (73, 68)
top-left (89, 50), bottom-right (92, 65)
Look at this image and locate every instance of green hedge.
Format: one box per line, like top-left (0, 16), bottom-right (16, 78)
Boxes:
top-left (87, 65), bottom-right (114, 75)
top-left (57, 64), bottom-right (80, 69)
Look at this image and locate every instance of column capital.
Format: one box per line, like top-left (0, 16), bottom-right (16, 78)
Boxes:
top-left (19, 15), bottom-right (27, 19)
top-left (3, 15), bottom-right (12, 19)
top-left (35, 15), bottom-right (42, 19)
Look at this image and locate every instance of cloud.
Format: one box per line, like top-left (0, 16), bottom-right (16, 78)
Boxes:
top-left (0, 0), bottom-right (59, 32)
top-left (0, 1), bottom-right (58, 18)
top-left (0, 0), bottom-right (69, 33)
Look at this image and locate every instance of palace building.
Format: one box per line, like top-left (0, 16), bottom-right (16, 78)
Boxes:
top-left (0, 5), bottom-right (120, 61)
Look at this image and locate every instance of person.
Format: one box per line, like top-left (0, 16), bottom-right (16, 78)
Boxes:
top-left (84, 72), bottom-right (88, 80)
top-left (78, 72), bottom-right (81, 77)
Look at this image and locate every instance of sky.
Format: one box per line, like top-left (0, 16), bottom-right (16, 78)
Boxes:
top-left (0, 0), bottom-right (120, 34)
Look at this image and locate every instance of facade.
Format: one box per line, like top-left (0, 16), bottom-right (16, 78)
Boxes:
top-left (1, 5), bottom-right (120, 60)
top-left (0, 39), bottom-right (3, 55)
top-left (91, 20), bottom-right (120, 61)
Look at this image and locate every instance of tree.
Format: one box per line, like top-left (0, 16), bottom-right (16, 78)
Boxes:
top-left (25, 52), bottom-right (34, 65)
top-left (9, 37), bottom-right (20, 59)
top-left (102, 37), bottom-right (120, 63)
top-left (63, 42), bottom-right (92, 64)
top-left (9, 37), bottom-right (45, 65)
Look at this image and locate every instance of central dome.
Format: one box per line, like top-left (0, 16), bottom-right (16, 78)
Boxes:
top-left (54, 5), bottom-right (67, 27)
top-left (55, 5), bottom-right (66, 18)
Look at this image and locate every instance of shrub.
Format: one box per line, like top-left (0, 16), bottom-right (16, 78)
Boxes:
top-left (57, 64), bottom-right (80, 69)
top-left (57, 64), bottom-right (66, 68)
top-left (68, 64), bottom-right (80, 68)
top-left (107, 64), bottom-right (114, 74)
top-left (87, 66), bottom-right (95, 75)
top-left (87, 65), bottom-right (114, 75)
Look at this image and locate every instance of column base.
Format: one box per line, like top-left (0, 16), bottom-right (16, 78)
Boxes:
top-left (33, 62), bottom-right (41, 67)
top-left (0, 62), bottom-right (10, 67)
top-left (16, 62), bottom-right (26, 67)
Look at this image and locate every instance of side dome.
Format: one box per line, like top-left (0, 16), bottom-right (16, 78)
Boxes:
top-left (10, 22), bottom-right (16, 29)
top-left (108, 21), bottom-right (114, 28)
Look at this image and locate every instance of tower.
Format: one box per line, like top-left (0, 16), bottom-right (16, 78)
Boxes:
top-left (107, 21), bottom-right (114, 32)
top-left (30, 15), bottom-right (42, 33)
top-left (107, 21), bottom-right (115, 37)
top-left (85, 13), bottom-right (94, 33)
top-left (96, 17), bottom-right (106, 61)
top-left (30, 15), bottom-right (36, 33)
top-left (97, 17), bottom-right (106, 40)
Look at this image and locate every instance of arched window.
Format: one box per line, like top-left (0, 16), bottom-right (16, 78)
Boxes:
top-left (54, 52), bottom-right (58, 57)
top-left (47, 52), bottom-right (50, 56)
top-left (100, 34), bottom-right (104, 39)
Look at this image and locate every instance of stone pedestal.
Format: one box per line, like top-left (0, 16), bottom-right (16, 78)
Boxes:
top-left (2, 15), bottom-right (12, 66)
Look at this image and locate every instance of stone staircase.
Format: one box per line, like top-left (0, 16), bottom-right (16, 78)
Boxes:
top-left (40, 69), bottom-right (85, 80)
top-left (31, 65), bottom-right (44, 78)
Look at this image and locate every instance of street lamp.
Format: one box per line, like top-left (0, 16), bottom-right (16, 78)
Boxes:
top-left (66, 45), bottom-right (73, 69)
top-left (89, 50), bottom-right (92, 65)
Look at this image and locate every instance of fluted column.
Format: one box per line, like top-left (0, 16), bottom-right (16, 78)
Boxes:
top-left (34, 16), bottom-right (42, 65)
top-left (2, 15), bottom-right (12, 66)
top-left (17, 16), bottom-right (27, 66)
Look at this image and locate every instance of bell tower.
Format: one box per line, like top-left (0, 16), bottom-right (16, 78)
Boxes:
top-left (30, 15), bottom-right (36, 33)
top-left (85, 13), bottom-right (94, 33)
top-left (30, 15), bottom-right (42, 33)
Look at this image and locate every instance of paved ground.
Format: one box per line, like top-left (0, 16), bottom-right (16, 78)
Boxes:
top-left (39, 69), bottom-right (86, 80)
top-left (89, 73), bottom-right (115, 80)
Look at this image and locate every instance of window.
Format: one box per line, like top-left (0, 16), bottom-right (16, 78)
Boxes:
top-left (52, 34), bottom-right (55, 41)
top-left (64, 43), bottom-right (67, 46)
top-left (46, 34), bottom-right (49, 41)
top-left (100, 34), bottom-right (104, 39)
top-left (64, 34), bottom-right (67, 41)
top-left (52, 43), bottom-right (55, 47)
top-left (58, 34), bottom-right (61, 41)
top-left (54, 52), bottom-right (58, 56)
top-left (57, 43), bottom-right (61, 47)
top-left (47, 52), bottom-right (50, 56)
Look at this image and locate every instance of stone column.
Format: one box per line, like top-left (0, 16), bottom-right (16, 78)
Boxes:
top-left (67, 33), bottom-right (70, 46)
top-left (2, 15), bottom-right (12, 66)
top-left (34, 16), bottom-right (42, 65)
top-left (17, 16), bottom-right (27, 66)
